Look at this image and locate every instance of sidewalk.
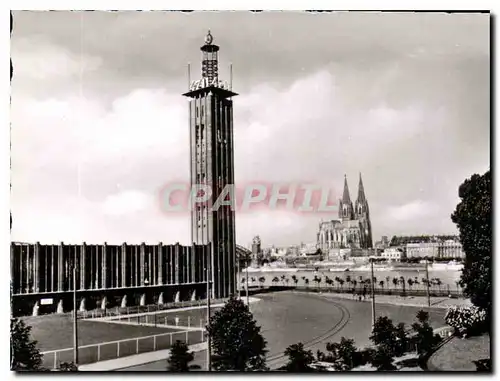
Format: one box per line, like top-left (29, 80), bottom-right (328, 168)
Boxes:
top-left (78, 342), bottom-right (208, 371)
top-left (78, 296), bottom-right (260, 371)
top-left (297, 291), bottom-right (472, 309)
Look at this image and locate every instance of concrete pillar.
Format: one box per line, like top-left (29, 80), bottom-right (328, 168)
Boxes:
top-left (32, 301), bottom-right (39, 316)
top-left (101, 296), bottom-right (107, 310)
top-left (158, 292), bottom-right (164, 305)
top-left (140, 243), bottom-right (145, 286)
top-left (158, 242), bottom-right (163, 285)
top-left (58, 242), bottom-right (64, 292)
top-left (174, 291), bottom-right (180, 303)
top-left (79, 297), bottom-right (86, 312)
top-left (140, 293), bottom-right (146, 306)
top-left (121, 295), bottom-right (127, 308)
top-left (102, 242), bottom-right (107, 289)
top-left (81, 243), bottom-right (86, 290)
top-left (121, 243), bottom-right (127, 288)
top-left (57, 300), bottom-right (64, 314)
top-left (34, 242), bottom-right (40, 293)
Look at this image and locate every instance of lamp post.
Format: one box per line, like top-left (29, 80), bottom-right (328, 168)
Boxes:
top-left (369, 256), bottom-right (376, 328)
top-left (73, 252), bottom-right (79, 369)
top-left (425, 257), bottom-right (431, 307)
top-left (246, 253), bottom-right (250, 307)
top-left (206, 244), bottom-right (212, 371)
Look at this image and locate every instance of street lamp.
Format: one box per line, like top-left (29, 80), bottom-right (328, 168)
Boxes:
top-left (206, 244), bottom-right (212, 371)
top-left (369, 256), bottom-right (376, 329)
top-left (72, 252), bottom-right (79, 370)
top-left (424, 257), bottom-right (431, 307)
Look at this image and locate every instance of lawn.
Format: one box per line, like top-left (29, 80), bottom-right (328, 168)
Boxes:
top-left (22, 314), bottom-right (203, 368)
top-left (427, 333), bottom-right (490, 371)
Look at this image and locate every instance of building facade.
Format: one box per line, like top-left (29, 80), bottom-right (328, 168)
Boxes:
top-left (381, 247), bottom-right (405, 262)
top-left (11, 241), bottom-right (210, 316)
top-left (10, 33), bottom-right (240, 316)
top-left (184, 31), bottom-right (237, 298)
top-left (317, 174), bottom-right (373, 253)
top-left (406, 239), bottom-right (464, 259)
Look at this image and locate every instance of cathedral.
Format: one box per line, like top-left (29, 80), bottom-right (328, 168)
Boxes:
top-left (317, 174), bottom-right (373, 254)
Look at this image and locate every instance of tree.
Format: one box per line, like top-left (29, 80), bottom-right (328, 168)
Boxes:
top-left (319, 337), bottom-right (358, 371)
top-left (167, 340), bottom-right (194, 372)
top-left (370, 316), bottom-right (407, 357)
top-left (57, 362), bottom-right (78, 372)
top-left (258, 276), bottom-right (266, 288)
top-left (411, 310), bottom-right (441, 355)
top-left (284, 342), bottom-right (315, 372)
top-left (392, 277), bottom-right (398, 289)
top-left (206, 296), bottom-right (268, 371)
top-left (371, 345), bottom-right (397, 371)
top-left (10, 317), bottom-right (43, 371)
top-left (379, 280), bottom-right (385, 291)
top-left (451, 170), bottom-right (491, 320)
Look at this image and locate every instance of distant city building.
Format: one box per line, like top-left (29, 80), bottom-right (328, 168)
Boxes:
top-left (251, 236), bottom-right (262, 265)
top-left (381, 247), bottom-right (405, 262)
top-left (317, 174), bottom-right (373, 253)
top-left (375, 236), bottom-right (390, 251)
top-left (438, 239), bottom-right (465, 259)
top-left (406, 242), bottom-right (439, 258)
top-left (406, 239), bottom-right (464, 259)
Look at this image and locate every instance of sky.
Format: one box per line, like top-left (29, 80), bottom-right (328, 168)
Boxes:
top-left (10, 11), bottom-right (490, 247)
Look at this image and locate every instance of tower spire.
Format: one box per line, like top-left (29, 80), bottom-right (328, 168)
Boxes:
top-left (357, 172), bottom-right (366, 203)
top-left (342, 174), bottom-right (352, 203)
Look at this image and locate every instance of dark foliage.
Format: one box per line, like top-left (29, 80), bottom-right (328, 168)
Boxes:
top-left (370, 345), bottom-right (397, 371)
top-left (411, 310), bottom-right (441, 355)
top-left (10, 317), bottom-right (43, 371)
top-left (167, 340), bottom-right (194, 372)
top-left (474, 359), bottom-right (491, 372)
top-left (284, 342), bottom-right (315, 372)
top-left (318, 337), bottom-right (358, 371)
top-left (57, 362), bottom-right (78, 372)
top-left (451, 170), bottom-right (491, 321)
top-left (206, 296), bottom-right (268, 371)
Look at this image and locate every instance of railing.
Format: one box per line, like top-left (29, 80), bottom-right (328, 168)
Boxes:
top-left (79, 298), bottom-right (227, 320)
top-left (41, 329), bottom-right (207, 370)
top-left (256, 283), bottom-right (464, 298)
top-left (106, 313), bottom-right (209, 331)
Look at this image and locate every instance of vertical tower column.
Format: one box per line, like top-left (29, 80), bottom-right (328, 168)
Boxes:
top-left (158, 242), bottom-right (163, 285)
top-left (58, 242), bottom-right (64, 292)
top-left (140, 243), bottom-right (145, 286)
top-left (35, 242), bottom-right (41, 293)
top-left (81, 243), bottom-right (86, 290)
top-left (121, 243), bottom-right (127, 288)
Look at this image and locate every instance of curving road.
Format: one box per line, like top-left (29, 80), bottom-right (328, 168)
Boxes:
top-left (120, 291), bottom-right (446, 371)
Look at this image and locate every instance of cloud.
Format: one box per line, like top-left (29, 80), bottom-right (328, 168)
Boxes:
top-left (11, 37), bottom-right (102, 80)
top-left (101, 190), bottom-right (152, 216)
top-left (10, 12), bottom-right (490, 247)
top-left (386, 200), bottom-right (436, 222)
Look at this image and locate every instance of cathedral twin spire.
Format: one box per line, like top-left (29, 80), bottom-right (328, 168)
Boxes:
top-left (339, 173), bottom-right (368, 221)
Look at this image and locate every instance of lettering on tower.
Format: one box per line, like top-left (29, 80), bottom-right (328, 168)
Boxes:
top-left (190, 78), bottom-right (229, 91)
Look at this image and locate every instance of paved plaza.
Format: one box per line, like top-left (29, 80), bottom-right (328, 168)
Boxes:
top-left (119, 291), bottom-right (447, 371)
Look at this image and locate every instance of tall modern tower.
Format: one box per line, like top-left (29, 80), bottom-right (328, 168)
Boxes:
top-left (183, 31), bottom-right (237, 299)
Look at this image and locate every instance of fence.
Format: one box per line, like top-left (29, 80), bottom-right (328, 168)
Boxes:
top-left (260, 284), bottom-right (464, 298)
top-left (41, 329), bottom-right (207, 370)
top-left (79, 298), bottom-right (227, 320)
top-left (110, 312), bottom-right (209, 330)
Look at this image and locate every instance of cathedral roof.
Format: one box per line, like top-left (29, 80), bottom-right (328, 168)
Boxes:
top-left (341, 174), bottom-right (352, 204)
top-left (357, 172), bottom-right (367, 203)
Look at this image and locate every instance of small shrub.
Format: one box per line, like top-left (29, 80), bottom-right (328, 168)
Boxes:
top-left (444, 305), bottom-right (487, 337)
